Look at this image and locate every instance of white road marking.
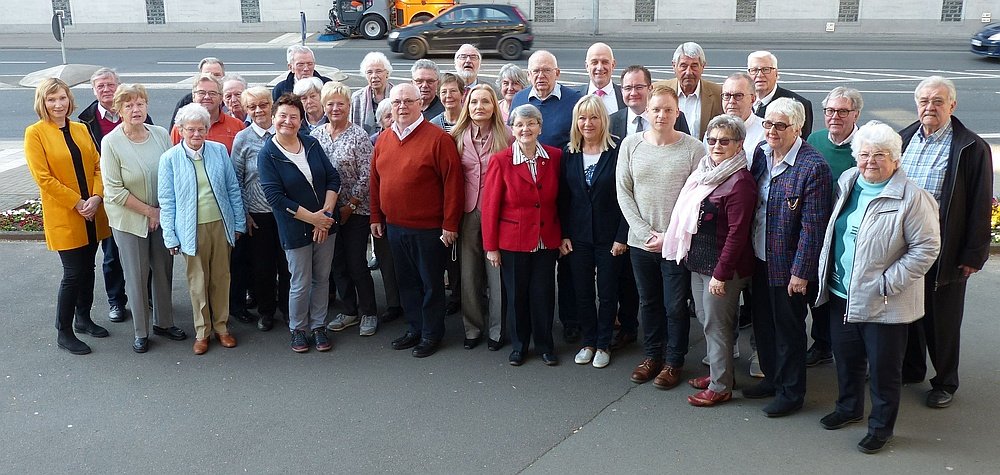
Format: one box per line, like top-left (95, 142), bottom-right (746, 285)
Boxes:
top-left (0, 61), bottom-right (45, 64)
top-left (156, 61), bottom-right (274, 65)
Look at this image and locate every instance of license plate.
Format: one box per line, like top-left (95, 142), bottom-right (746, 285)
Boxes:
top-left (971, 39), bottom-right (982, 46)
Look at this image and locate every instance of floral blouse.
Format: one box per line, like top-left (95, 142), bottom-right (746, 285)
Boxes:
top-left (310, 122), bottom-right (374, 215)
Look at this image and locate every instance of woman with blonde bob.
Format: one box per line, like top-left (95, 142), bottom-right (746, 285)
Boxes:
top-left (559, 95), bottom-right (627, 368)
top-left (25, 78), bottom-right (111, 355)
top-left (101, 83), bottom-right (187, 353)
top-left (450, 84), bottom-right (510, 350)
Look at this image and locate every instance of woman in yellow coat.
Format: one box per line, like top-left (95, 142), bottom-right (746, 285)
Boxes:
top-left (24, 78), bottom-right (112, 355)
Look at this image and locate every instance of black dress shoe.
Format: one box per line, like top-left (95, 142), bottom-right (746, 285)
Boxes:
top-left (391, 332), bottom-right (420, 350)
top-left (108, 305), bottom-right (128, 323)
top-left (820, 411), bottom-right (864, 430)
top-left (445, 300), bottom-right (461, 316)
top-left (133, 337), bottom-right (149, 353)
top-left (257, 315), bottom-right (274, 332)
top-left (487, 338), bottom-right (503, 351)
top-left (763, 399), bottom-right (803, 418)
top-left (231, 310), bottom-right (255, 324)
top-left (609, 331), bottom-right (637, 351)
top-left (562, 327), bottom-right (582, 344)
top-left (412, 339), bottom-right (440, 358)
top-left (509, 351), bottom-right (524, 366)
top-left (74, 321), bottom-right (110, 338)
top-left (857, 434), bottom-right (892, 454)
top-left (805, 346), bottom-right (834, 367)
top-left (542, 353), bottom-right (559, 366)
top-left (742, 382), bottom-right (776, 399)
top-left (463, 337), bottom-right (480, 350)
top-left (926, 389), bottom-right (954, 408)
top-left (152, 325), bottom-right (187, 341)
top-left (380, 307), bottom-right (402, 323)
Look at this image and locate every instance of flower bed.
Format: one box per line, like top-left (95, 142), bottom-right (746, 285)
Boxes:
top-left (0, 199), bottom-right (43, 232)
top-left (993, 197), bottom-right (1000, 244)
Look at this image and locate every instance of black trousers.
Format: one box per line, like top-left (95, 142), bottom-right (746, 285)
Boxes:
top-left (332, 214), bottom-right (377, 316)
top-left (56, 242), bottom-right (100, 331)
top-left (387, 225), bottom-right (447, 341)
top-left (556, 255), bottom-right (578, 331)
top-left (247, 212), bottom-right (290, 318)
top-left (752, 259), bottom-right (809, 405)
top-left (567, 241), bottom-right (626, 350)
top-left (902, 271), bottom-right (967, 393)
top-left (829, 295), bottom-right (908, 439)
top-left (501, 249), bottom-right (557, 354)
top-left (101, 236), bottom-right (127, 307)
top-left (615, 258), bottom-right (640, 335)
top-left (229, 231), bottom-right (252, 315)
top-left (810, 301), bottom-right (832, 353)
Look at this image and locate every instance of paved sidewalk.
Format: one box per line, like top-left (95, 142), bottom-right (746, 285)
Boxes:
top-left (0, 141), bottom-right (38, 212)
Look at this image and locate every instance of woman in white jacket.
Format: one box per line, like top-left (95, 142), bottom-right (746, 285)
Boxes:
top-left (815, 121), bottom-right (940, 455)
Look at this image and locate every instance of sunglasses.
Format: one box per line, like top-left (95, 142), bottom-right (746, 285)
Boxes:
top-left (706, 137), bottom-right (736, 146)
top-left (762, 120), bottom-right (792, 131)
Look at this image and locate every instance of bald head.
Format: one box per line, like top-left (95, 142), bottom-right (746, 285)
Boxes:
top-left (527, 50), bottom-right (560, 99)
top-left (585, 42), bottom-right (616, 89)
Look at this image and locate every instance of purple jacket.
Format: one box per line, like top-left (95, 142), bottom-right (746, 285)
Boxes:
top-left (750, 140), bottom-right (832, 286)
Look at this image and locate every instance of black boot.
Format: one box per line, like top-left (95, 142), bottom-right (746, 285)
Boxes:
top-left (74, 316), bottom-right (110, 338)
top-left (57, 331), bottom-right (92, 355)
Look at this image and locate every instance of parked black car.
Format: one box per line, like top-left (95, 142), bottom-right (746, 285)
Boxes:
top-left (387, 4), bottom-right (533, 60)
top-left (970, 22), bottom-right (1000, 58)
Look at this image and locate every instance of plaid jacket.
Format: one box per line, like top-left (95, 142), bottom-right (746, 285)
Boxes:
top-left (751, 140), bottom-right (832, 286)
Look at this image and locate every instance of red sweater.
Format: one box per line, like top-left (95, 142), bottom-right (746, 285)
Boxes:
top-left (370, 121), bottom-right (463, 231)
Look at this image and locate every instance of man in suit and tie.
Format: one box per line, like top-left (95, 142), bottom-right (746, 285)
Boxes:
top-left (663, 42), bottom-right (722, 140)
top-left (577, 43), bottom-right (625, 114)
top-left (748, 50), bottom-right (814, 139)
top-left (610, 66), bottom-right (691, 140)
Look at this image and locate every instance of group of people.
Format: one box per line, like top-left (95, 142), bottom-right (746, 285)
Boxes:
top-left (23, 41), bottom-right (991, 455)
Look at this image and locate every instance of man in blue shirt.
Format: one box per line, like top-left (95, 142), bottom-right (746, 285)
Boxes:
top-left (508, 50), bottom-right (583, 150)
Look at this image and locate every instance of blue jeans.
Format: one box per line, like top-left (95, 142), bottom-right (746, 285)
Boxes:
top-left (630, 247), bottom-right (690, 367)
top-left (387, 225), bottom-right (447, 342)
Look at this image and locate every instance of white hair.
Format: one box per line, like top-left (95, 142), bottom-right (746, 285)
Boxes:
top-left (764, 97), bottom-right (805, 128)
top-left (361, 51), bottom-right (393, 75)
top-left (747, 50), bottom-right (778, 69)
top-left (174, 103), bottom-right (211, 128)
top-left (293, 76), bottom-right (324, 96)
top-left (672, 42), bottom-right (706, 65)
top-left (286, 45), bottom-right (315, 64)
top-left (914, 75), bottom-right (957, 103)
top-left (851, 120), bottom-right (903, 162)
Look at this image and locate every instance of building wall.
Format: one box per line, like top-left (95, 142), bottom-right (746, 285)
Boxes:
top-left (0, 0), bottom-right (993, 35)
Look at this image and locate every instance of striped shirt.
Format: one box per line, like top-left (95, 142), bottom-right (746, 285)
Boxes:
top-left (900, 121), bottom-right (952, 203)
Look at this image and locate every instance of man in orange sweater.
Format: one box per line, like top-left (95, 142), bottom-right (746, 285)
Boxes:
top-left (370, 83), bottom-right (464, 358)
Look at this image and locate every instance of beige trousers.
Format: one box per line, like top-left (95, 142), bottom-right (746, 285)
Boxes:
top-left (184, 220), bottom-right (231, 339)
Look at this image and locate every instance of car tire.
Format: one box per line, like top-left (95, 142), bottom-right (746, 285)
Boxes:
top-left (403, 38), bottom-right (427, 60)
top-left (361, 15), bottom-right (388, 40)
top-left (498, 39), bottom-right (524, 61)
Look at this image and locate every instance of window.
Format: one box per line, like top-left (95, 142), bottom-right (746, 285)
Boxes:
top-left (736, 0), bottom-right (757, 22)
top-left (838, 0), bottom-right (859, 22)
top-left (535, 0), bottom-right (554, 23)
top-left (240, 0), bottom-right (261, 23)
top-left (483, 8), bottom-right (512, 22)
top-left (941, 0), bottom-right (964, 22)
top-left (635, 0), bottom-right (655, 23)
top-left (145, 0), bottom-right (165, 24)
top-left (51, 0), bottom-right (73, 25)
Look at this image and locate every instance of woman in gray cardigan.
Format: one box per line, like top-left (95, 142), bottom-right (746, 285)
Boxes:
top-left (100, 84), bottom-right (186, 353)
top-left (815, 121), bottom-right (940, 455)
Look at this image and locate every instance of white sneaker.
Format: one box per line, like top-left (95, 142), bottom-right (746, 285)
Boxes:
top-left (327, 313), bottom-right (359, 332)
top-left (592, 349), bottom-right (610, 368)
top-left (359, 315), bottom-right (378, 336)
top-left (574, 347), bottom-right (595, 364)
top-left (701, 345), bottom-right (741, 365)
top-left (749, 351), bottom-right (764, 378)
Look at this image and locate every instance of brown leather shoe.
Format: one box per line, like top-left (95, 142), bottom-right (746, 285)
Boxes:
top-left (216, 333), bottom-right (237, 348)
top-left (688, 375), bottom-right (711, 390)
top-left (688, 389), bottom-right (732, 407)
top-left (653, 365), bottom-right (682, 390)
top-left (630, 358), bottom-right (664, 384)
top-left (193, 338), bottom-right (209, 355)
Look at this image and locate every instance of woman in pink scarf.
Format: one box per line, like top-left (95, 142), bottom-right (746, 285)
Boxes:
top-left (663, 114), bottom-right (758, 406)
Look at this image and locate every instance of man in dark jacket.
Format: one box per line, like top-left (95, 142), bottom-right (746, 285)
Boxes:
top-left (271, 45), bottom-right (331, 101)
top-left (898, 76), bottom-right (993, 409)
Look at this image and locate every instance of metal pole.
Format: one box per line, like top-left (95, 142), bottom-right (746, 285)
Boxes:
top-left (58, 12), bottom-right (67, 65)
top-left (593, 0), bottom-right (599, 35)
top-left (300, 11), bottom-right (307, 45)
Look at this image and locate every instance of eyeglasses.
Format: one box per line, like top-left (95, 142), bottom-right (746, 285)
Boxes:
top-left (857, 152), bottom-right (891, 162)
top-left (621, 84), bottom-right (650, 92)
top-left (245, 102), bottom-right (269, 111)
top-left (390, 98), bottom-right (418, 107)
top-left (762, 120), bottom-right (792, 131)
top-left (706, 137), bottom-right (736, 146)
top-left (747, 67), bottom-right (776, 76)
top-left (455, 54), bottom-right (479, 61)
top-left (823, 108), bottom-right (855, 118)
top-left (193, 90), bottom-right (221, 98)
top-left (182, 126), bottom-right (207, 134)
top-left (721, 93), bottom-right (746, 101)
top-left (413, 79), bottom-right (438, 85)
top-left (528, 68), bottom-right (556, 76)
top-left (365, 69), bottom-right (387, 76)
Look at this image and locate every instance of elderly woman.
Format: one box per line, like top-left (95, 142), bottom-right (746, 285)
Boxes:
top-left (815, 121), bottom-right (940, 454)
top-left (351, 52), bottom-right (394, 134)
top-left (230, 86), bottom-right (291, 331)
top-left (24, 78), bottom-right (111, 355)
top-left (742, 97), bottom-right (832, 416)
top-left (259, 94), bottom-right (340, 354)
top-left (370, 97), bottom-right (393, 145)
top-left (294, 77), bottom-right (327, 132)
top-left (559, 95), bottom-right (627, 369)
top-left (616, 84), bottom-right (703, 388)
top-left (159, 103), bottom-right (246, 355)
top-left (482, 104), bottom-right (563, 366)
top-left (496, 64), bottom-right (529, 123)
top-left (661, 114), bottom-right (758, 405)
top-left (429, 72), bottom-right (465, 133)
top-left (450, 84), bottom-right (510, 351)
top-left (311, 82), bottom-right (379, 337)
top-left (100, 84), bottom-right (187, 353)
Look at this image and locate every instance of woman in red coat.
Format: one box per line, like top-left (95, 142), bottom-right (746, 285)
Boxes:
top-left (481, 104), bottom-right (564, 367)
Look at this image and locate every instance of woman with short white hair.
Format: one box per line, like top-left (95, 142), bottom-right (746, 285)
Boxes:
top-left (352, 52), bottom-right (394, 134)
top-left (293, 77), bottom-right (327, 132)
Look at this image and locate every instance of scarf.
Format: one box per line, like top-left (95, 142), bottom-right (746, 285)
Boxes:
top-left (662, 150), bottom-right (748, 263)
top-left (354, 82), bottom-right (393, 132)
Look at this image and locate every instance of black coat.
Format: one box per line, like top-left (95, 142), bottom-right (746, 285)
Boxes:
top-left (754, 85), bottom-right (814, 139)
top-left (271, 70), bottom-right (332, 101)
top-left (77, 100), bottom-right (153, 152)
top-left (608, 108), bottom-right (690, 140)
top-left (899, 116), bottom-right (993, 286)
top-left (558, 140), bottom-right (628, 246)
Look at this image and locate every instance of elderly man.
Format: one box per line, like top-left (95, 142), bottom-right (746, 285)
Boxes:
top-left (370, 84), bottom-right (464, 358)
top-left (411, 59), bottom-right (445, 119)
top-left (663, 42), bottom-right (722, 140)
top-left (898, 76), bottom-right (992, 409)
top-left (169, 57), bottom-right (225, 129)
top-left (748, 51), bottom-right (814, 139)
top-left (272, 45), bottom-right (331, 100)
top-left (577, 42), bottom-right (625, 114)
top-left (77, 67), bottom-right (148, 324)
top-left (453, 44), bottom-right (489, 90)
top-left (721, 72), bottom-right (765, 159)
top-left (610, 65), bottom-right (690, 139)
top-left (170, 74), bottom-right (245, 152)
top-left (508, 50), bottom-right (584, 150)
top-left (222, 74), bottom-right (249, 125)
